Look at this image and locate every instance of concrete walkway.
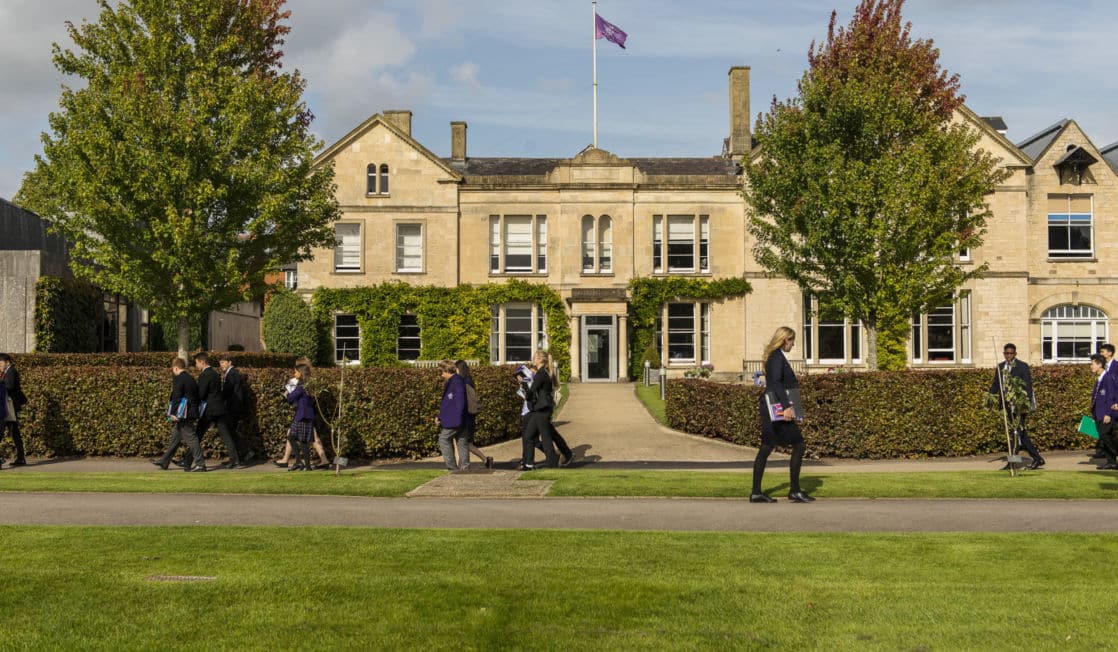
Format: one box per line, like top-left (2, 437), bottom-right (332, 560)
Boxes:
top-left (3, 492), bottom-right (1118, 532)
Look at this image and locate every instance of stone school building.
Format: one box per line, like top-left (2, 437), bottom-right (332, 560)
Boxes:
top-left (293, 66), bottom-right (1118, 381)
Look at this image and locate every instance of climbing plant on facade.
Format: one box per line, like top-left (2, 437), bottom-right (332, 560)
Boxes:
top-left (311, 280), bottom-right (570, 377)
top-left (627, 276), bottom-right (752, 379)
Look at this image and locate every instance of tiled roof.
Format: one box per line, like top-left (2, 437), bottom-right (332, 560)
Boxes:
top-left (442, 157), bottom-right (739, 177)
top-left (1101, 142), bottom-right (1118, 175)
top-left (1016, 120), bottom-right (1069, 163)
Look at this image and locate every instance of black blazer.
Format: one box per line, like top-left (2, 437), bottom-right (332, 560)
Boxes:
top-left (170, 371), bottom-right (200, 421)
top-left (526, 367), bottom-right (555, 413)
top-left (989, 360), bottom-right (1036, 412)
top-left (220, 366), bottom-right (247, 416)
top-left (196, 366), bottom-right (227, 418)
top-left (2, 365), bottom-right (26, 410)
top-left (764, 351), bottom-right (798, 407)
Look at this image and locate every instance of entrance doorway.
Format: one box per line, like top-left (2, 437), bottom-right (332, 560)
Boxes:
top-left (581, 315), bottom-right (616, 382)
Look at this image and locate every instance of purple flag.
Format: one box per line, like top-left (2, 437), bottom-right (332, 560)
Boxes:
top-left (595, 13), bottom-right (627, 49)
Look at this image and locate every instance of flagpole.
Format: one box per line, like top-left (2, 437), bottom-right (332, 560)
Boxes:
top-left (592, 0), bottom-right (598, 148)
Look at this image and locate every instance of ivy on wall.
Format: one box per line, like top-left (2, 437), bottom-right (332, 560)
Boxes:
top-left (34, 276), bottom-right (102, 353)
top-left (627, 276), bottom-right (753, 378)
top-left (311, 279), bottom-right (571, 378)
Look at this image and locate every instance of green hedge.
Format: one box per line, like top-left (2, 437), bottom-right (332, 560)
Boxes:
top-left (4, 365), bottom-right (523, 461)
top-left (12, 352), bottom-right (298, 369)
top-left (666, 366), bottom-right (1097, 458)
top-left (262, 290), bottom-right (318, 360)
top-left (34, 276), bottom-right (102, 353)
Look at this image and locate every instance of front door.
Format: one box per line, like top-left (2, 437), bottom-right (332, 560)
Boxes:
top-left (582, 316), bottom-right (616, 381)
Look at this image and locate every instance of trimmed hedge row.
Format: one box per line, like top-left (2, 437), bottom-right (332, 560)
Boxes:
top-left (12, 351), bottom-right (298, 369)
top-left (666, 366), bottom-right (1097, 458)
top-left (5, 365), bottom-right (524, 461)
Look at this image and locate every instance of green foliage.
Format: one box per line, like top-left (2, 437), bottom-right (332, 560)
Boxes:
top-left (262, 290), bottom-right (317, 360)
top-left (666, 365), bottom-right (1096, 458)
top-left (311, 280), bottom-right (571, 378)
top-left (6, 364), bottom-right (523, 461)
top-left (12, 351), bottom-right (296, 368)
top-left (984, 371), bottom-right (1032, 417)
top-left (627, 276), bottom-right (752, 379)
top-left (34, 276), bottom-right (102, 353)
top-left (744, 0), bottom-right (1009, 370)
top-left (15, 0), bottom-right (340, 355)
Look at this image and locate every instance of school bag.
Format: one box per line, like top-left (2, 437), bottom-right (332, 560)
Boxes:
top-left (465, 383), bottom-right (482, 415)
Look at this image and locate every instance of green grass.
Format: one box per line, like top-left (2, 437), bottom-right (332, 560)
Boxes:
top-left (526, 469), bottom-right (1118, 499)
top-left (2, 526), bottom-right (1115, 649)
top-left (0, 469), bottom-right (442, 497)
top-left (634, 382), bottom-right (667, 424)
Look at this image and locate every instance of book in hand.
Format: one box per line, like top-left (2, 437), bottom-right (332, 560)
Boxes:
top-left (765, 389), bottom-right (804, 421)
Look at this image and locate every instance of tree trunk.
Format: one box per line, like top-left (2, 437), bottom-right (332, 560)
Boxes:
top-left (864, 325), bottom-right (879, 371)
top-left (177, 316), bottom-right (190, 362)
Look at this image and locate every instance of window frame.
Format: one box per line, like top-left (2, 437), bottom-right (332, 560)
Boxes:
top-left (489, 303), bottom-right (547, 364)
top-left (657, 302), bottom-right (710, 366)
top-left (333, 313), bottom-right (361, 366)
top-left (394, 221), bottom-right (424, 273)
top-left (1047, 194), bottom-right (1093, 259)
top-left (378, 164), bottom-right (390, 195)
top-left (488, 214), bottom-right (548, 275)
top-left (581, 214), bottom-right (614, 274)
top-left (652, 214), bottom-right (710, 274)
top-left (911, 292), bottom-right (972, 364)
top-left (366, 163), bottom-right (378, 195)
top-left (1041, 304), bottom-right (1109, 363)
top-left (396, 313), bottom-right (421, 361)
top-left (333, 222), bottom-right (362, 273)
top-left (802, 294), bottom-right (862, 365)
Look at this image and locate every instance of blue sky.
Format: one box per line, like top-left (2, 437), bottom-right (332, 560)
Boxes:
top-left (2, 0), bottom-right (1116, 200)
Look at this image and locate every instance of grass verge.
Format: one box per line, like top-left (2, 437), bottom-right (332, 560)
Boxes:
top-left (0, 469), bottom-right (442, 497)
top-left (634, 382), bottom-right (667, 425)
top-left (525, 469), bottom-right (1118, 499)
top-left (2, 526), bottom-right (1114, 650)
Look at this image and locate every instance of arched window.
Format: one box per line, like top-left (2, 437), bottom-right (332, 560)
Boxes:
top-left (1041, 304), bottom-right (1108, 362)
top-left (598, 215), bottom-right (612, 272)
top-left (366, 164), bottom-right (377, 194)
top-left (379, 164), bottom-right (390, 194)
top-left (581, 215), bottom-right (596, 272)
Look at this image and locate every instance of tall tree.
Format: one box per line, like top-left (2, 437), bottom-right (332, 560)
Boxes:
top-left (17, 0), bottom-right (339, 359)
top-left (744, 0), bottom-right (1008, 370)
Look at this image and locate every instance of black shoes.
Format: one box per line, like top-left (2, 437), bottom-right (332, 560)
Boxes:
top-left (150, 459), bottom-right (169, 470)
top-left (220, 461), bottom-right (245, 470)
top-left (559, 453), bottom-right (573, 467)
top-left (516, 464), bottom-right (537, 471)
top-left (184, 466), bottom-right (206, 472)
top-left (749, 494), bottom-right (776, 503)
top-left (288, 463), bottom-right (305, 472)
top-left (11, 459), bottom-right (27, 466)
top-left (272, 461), bottom-right (288, 468)
top-left (1096, 462), bottom-right (1118, 471)
top-left (788, 491), bottom-right (816, 503)
top-left (1028, 458), bottom-right (1045, 470)
top-left (484, 456), bottom-right (494, 469)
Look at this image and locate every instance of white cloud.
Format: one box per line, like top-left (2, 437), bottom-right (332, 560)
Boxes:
top-left (449, 61), bottom-right (481, 87)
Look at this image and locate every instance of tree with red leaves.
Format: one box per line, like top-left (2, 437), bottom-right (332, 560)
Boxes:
top-left (18, 0), bottom-right (339, 359)
top-left (745, 0), bottom-right (1008, 370)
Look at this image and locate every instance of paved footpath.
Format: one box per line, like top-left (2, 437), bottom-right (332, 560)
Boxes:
top-left (3, 493), bottom-right (1118, 532)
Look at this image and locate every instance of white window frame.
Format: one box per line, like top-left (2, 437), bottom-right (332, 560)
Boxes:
top-left (489, 303), bottom-right (547, 364)
top-left (802, 294), bottom-right (862, 365)
top-left (488, 214), bottom-right (547, 274)
top-left (333, 222), bottom-right (362, 273)
top-left (283, 269), bottom-right (297, 290)
top-left (581, 214), bottom-right (613, 274)
top-left (1041, 304), bottom-right (1109, 363)
top-left (366, 163), bottom-right (378, 194)
top-left (652, 214), bottom-right (710, 274)
top-left (1047, 194), bottom-right (1093, 259)
top-left (395, 222), bottom-right (424, 273)
top-left (397, 313), bottom-right (421, 361)
top-left (911, 293), bottom-right (971, 364)
top-left (333, 313), bottom-right (361, 365)
top-left (661, 302), bottom-right (709, 366)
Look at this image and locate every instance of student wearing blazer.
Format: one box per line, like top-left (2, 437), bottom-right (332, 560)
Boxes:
top-left (194, 352), bottom-right (242, 469)
top-left (152, 358), bottom-right (204, 471)
top-left (988, 343), bottom-right (1044, 470)
top-left (751, 326), bottom-right (813, 503)
top-left (0, 353), bottom-right (27, 466)
top-left (1090, 354), bottom-right (1118, 470)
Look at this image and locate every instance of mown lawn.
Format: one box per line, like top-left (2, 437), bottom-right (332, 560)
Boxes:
top-left (0, 469), bottom-right (441, 496)
top-left (527, 469), bottom-right (1118, 500)
top-left (634, 382), bottom-right (667, 424)
top-left (2, 526), bottom-right (1114, 650)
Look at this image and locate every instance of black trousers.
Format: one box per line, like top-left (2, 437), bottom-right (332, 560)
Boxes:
top-left (1010, 413), bottom-right (1042, 462)
top-left (534, 422), bottom-right (572, 459)
top-left (4, 412), bottom-right (25, 462)
top-left (521, 411), bottom-right (558, 467)
top-left (159, 420), bottom-right (202, 468)
top-left (1097, 418), bottom-right (1118, 464)
top-left (197, 414), bottom-right (241, 464)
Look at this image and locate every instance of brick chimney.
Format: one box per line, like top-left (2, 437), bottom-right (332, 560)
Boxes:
top-left (728, 66), bottom-right (751, 158)
top-left (383, 110), bottom-right (412, 136)
top-left (451, 121), bottom-right (467, 161)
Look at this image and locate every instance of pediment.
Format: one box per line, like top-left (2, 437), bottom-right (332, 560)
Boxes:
top-left (569, 146), bottom-right (629, 166)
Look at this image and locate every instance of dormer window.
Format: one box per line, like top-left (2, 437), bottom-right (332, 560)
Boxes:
top-left (1054, 145), bottom-right (1098, 186)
